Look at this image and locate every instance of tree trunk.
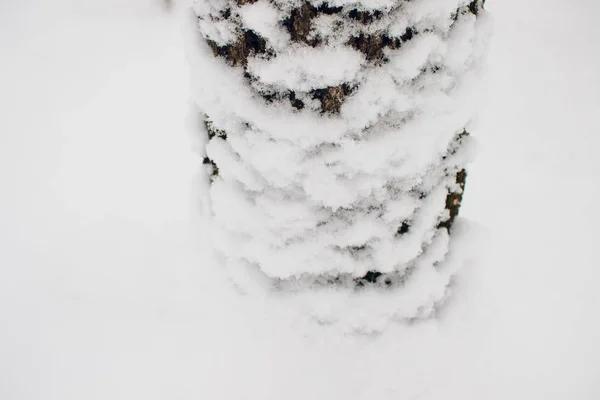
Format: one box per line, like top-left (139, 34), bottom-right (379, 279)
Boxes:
top-left (191, 0), bottom-right (486, 286)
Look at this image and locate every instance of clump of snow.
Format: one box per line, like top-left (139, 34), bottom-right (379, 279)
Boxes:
top-left (248, 46), bottom-right (364, 92)
top-left (403, 0), bottom-right (471, 32)
top-left (239, 0), bottom-right (290, 50)
top-left (194, 0), bottom-right (237, 45)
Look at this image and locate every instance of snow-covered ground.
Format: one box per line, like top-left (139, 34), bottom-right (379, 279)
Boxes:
top-left (1, 1), bottom-right (599, 399)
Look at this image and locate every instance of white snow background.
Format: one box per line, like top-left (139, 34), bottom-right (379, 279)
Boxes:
top-left (1, 0), bottom-right (599, 399)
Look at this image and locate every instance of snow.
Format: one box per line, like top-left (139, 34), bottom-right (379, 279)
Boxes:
top-left (239, 0), bottom-right (289, 49)
top-left (1, 0), bottom-right (600, 399)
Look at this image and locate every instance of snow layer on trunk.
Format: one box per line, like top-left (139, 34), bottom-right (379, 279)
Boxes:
top-left (187, 0), bottom-right (490, 323)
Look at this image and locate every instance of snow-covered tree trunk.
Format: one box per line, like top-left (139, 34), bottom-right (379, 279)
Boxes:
top-left (189, 0), bottom-right (487, 290)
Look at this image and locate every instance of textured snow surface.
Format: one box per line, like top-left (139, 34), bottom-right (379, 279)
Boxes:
top-left (190, 0), bottom-right (490, 295)
top-left (1, 0), bottom-right (600, 399)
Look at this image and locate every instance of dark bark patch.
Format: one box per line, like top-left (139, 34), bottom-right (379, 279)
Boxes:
top-left (312, 84), bottom-right (352, 114)
top-left (468, 0), bottom-right (485, 15)
top-left (316, 3), bottom-right (343, 14)
top-left (396, 221), bottom-right (411, 236)
top-left (348, 9), bottom-right (383, 24)
top-left (355, 270), bottom-right (394, 287)
top-left (220, 8), bottom-right (231, 19)
top-left (205, 120), bottom-right (227, 140)
top-left (400, 26), bottom-right (416, 42)
top-left (283, 3), bottom-right (318, 45)
top-left (261, 91), bottom-right (278, 103)
top-left (283, 3), bottom-right (343, 45)
top-left (438, 169), bottom-right (467, 231)
top-left (382, 35), bottom-right (402, 50)
top-left (207, 30), bottom-right (267, 67)
top-left (360, 271), bottom-right (382, 284)
top-left (348, 28), bottom-right (412, 62)
top-left (203, 157), bottom-right (219, 178)
top-left (348, 33), bottom-right (386, 62)
top-left (289, 91), bottom-right (305, 110)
